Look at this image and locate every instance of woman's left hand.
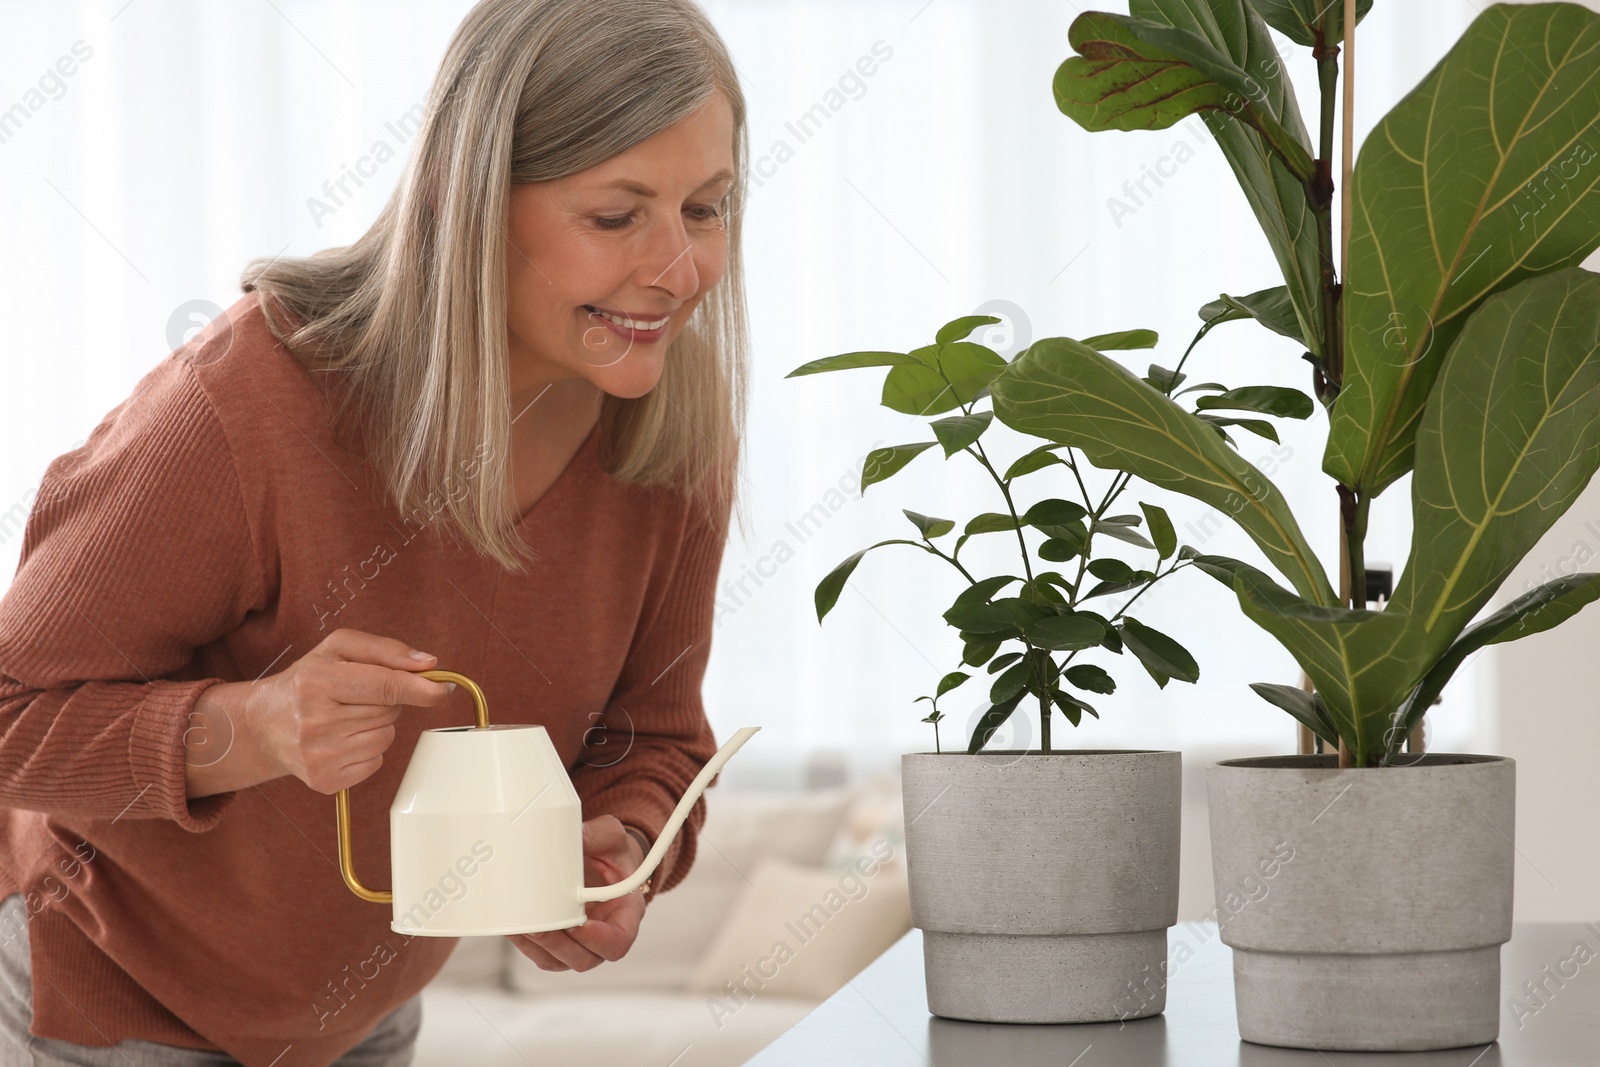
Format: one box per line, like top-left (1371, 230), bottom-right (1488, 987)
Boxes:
top-left (508, 814), bottom-right (647, 971)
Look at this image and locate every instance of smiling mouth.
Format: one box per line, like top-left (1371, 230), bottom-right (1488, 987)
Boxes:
top-left (583, 305), bottom-right (671, 331)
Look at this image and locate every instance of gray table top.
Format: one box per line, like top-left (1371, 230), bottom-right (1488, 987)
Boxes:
top-left (748, 923), bottom-right (1599, 1066)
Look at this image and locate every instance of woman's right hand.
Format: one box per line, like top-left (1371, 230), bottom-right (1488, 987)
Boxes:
top-left (240, 628), bottom-right (456, 795)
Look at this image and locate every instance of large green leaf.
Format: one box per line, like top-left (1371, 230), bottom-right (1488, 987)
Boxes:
top-left (1199, 285), bottom-right (1306, 345)
top-left (1248, 0), bottom-right (1372, 48)
top-left (813, 539), bottom-right (924, 621)
top-left (990, 337), bottom-right (1336, 605)
top-left (786, 351), bottom-right (925, 378)
top-left (1390, 269), bottom-right (1600, 655)
top-left (861, 442), bottom-right (937, 492)
top-left (1194, 554), bottom-right (1432, 765)
top-left (1131, 0), bottom-right (1324, 359)
top-left (882, 342), bottom-right (1007, 417)
top-left (1056, 7), bottom-right (1313, 179)
top-left (1396, 573), bottom-right (1600, 745)
top-left (1325, 3), bottom-right (1600, 495)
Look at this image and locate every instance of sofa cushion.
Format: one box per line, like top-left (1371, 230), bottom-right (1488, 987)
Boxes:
top-left (683, 853), bottom-right (911, 1001)
top-left (506, 785), bottom-right (857, 994)
top-left (415, 983), bottom-right (815, 1067)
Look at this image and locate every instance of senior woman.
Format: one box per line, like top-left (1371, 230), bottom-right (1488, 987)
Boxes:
top-left (0, 0), bottom-right (749, 1064)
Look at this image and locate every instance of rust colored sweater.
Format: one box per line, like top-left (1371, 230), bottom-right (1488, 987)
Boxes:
top-left (0, 292), bottom-right (730, 1065)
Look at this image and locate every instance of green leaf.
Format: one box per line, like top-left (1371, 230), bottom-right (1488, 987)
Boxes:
top-left (990, 336), bottom-right (1335, 604)
top-left (1390, 270), bottom-right (1600, 661)
top-left (936, 671), bottom-right (970, 698)
top-left (1195, 413), bottom-right (1280, 444)
top-left (1004, 444), bottom-right (1069, 481)
top-left (1039, 537), bottom-right (1082, 563)
top-left (1093, 520), bottom-right (1157, 551)
top-left (1052, 687), bottom-right (1099, 726)
top-left (1025, 613), bottom-right (1108, 651)
top-left (990, 660), bottom-right (1033, 705)
top-left (962, 638), bottom-right (1002, 668)
top-left (814, 540), bottom-right (924, 621)
top-left (1065, 663), bottom-right (1117, 694)
top-left (785, 351), bottom-right (925, 378)
top-left (1195, 385), bottom-right (1314, 420)
top-left (936, 315), bottom-right (1002, 345)
top-left (1198, 285), bottom-right (1305, 344)
top-left (1146, 364), bottom-right (1187, 394)
top-left (882, 342), bottom-right (1007, 417)
top-left (1325, 4), bottom-right (1600, 496)
top-left (1079, 329), bottom-right (1159, 351)
top-left (1250, 682), bottom-right (1338, 748)
top-left (964, 512), bottom-right (1019, 535)
top-left (1054, 8), bottom-right (1314, 180)
top-left (947, 597), bottom-right (1049, 638)
top-left (967, 688), bottom-right (1028, 753)
top-left (1024, 498), bottom-right (1090, 528)
top-left (1175, 381), bottom-right (1228, 397)
top-left (1131, 0), bottom-right (1323, 358)
top-left (931, 411), bottom-right (994, 457)
top-left (1088, 558), bottom-right (1136, 583)
top-left (1396, 573), bottom-right (1600, 741)
top-left (862, 442), bottom-right (938, 492)
top-left (1193, 554), bottom-right (1432, 763)
top-left (986, 651), bottom-right (1025, 675)
top-left (903, 509), bottom-right (955, 539)
top-left (1141, 502), bottom-right (1177, 559)
top-left (1119, 617), bottom-right (1200, 688)
top-left (1249, 0), bottom-right (1372, 48)
top-left (952, 575), bottom-right (1021, 607)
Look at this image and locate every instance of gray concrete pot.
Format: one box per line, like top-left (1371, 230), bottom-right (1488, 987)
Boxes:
top-left (901, 750), bottom-right (1180, 1023)
top-left (1207, 753), bottom-right (1515, 1051)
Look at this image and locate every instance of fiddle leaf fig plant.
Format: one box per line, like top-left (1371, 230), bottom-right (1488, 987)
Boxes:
top-left (788, 315), bottom-right (1316, 755)
top-left (989, 0), bottom-right (1600, 766)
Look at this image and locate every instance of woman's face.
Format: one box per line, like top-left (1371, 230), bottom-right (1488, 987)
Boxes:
top-left (505, 92), bottom-right (736, 404)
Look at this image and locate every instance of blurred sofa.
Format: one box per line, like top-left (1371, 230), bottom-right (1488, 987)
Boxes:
top-left (412, 775), bottom-right (910, 1067)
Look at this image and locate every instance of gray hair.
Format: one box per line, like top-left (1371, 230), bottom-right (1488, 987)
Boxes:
top-left (243, 0), bottom-right (749, 572)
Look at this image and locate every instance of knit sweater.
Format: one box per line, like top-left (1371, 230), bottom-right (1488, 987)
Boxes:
top-left (0, 291), bottom-right (730, 1066)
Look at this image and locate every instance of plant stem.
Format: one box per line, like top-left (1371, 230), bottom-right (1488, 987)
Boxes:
top-left (1312, 11), bottom-right (1343, 387)
top-left (971, 440), bottom-right (1035, 587)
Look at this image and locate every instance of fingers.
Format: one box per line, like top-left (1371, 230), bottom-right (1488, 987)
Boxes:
top-left (509, 935), bottom-right (571, 972)
top-left (518, 930), bottom-right (606, 971)
top-left (319, 628), bottom-right (439, 671)
top-left (317, 661), bottom-right (455, 711)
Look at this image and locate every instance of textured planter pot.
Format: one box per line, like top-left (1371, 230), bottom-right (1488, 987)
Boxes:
top-left (1207, 753), bottom-right (1515, 1051)
top-left (902, 750), bottom-right (1180, 1023)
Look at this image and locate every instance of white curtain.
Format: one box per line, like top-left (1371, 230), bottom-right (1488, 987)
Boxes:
top-left (0, 0), bottom-right (1508, 788)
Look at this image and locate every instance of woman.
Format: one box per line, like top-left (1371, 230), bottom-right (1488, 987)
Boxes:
top-left (0, 0), bottom-right (749, 1063)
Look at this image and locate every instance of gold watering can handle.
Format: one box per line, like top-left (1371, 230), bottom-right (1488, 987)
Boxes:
top-left (335, 669), bottom-right (490, 904)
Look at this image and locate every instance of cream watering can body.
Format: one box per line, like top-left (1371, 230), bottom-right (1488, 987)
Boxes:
top-left (334, 670), bottom-right (759, 936)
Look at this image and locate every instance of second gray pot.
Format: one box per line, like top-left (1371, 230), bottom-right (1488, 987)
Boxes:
top-left (902, 750), bottom-right (1181, 1023)
top-left (1207, 753), bottom-right (1515, 1051)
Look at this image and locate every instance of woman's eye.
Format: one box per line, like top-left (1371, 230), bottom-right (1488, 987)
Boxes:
top-left (688, 204), bottom-right (725, 223)
top-left (594, 214), bottom-right (633, 231)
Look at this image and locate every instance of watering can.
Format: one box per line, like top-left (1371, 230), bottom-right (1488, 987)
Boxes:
top-left (334, 669), bottom-right (759, 936)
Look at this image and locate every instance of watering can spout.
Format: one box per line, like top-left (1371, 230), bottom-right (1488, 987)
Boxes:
top-left (580, 726), bottom-right (761, 904)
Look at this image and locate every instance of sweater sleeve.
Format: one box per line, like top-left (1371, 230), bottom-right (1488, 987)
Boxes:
top-left (572, 493), bottom-right (731, 896)
top-left (0, 359), bottom-right (265, 832)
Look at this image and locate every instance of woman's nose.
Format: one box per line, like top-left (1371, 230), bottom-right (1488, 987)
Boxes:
top-left (639, 222), bottom-right (700, 300)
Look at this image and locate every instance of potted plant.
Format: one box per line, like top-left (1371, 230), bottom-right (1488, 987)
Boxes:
top-left (987, 0), bottom-right (1600, 1050)
top-left (785, 312), bottom-right (1310, 1024)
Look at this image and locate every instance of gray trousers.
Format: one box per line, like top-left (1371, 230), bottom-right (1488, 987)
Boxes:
top-left (0, 895), bottom-right (420, 1067)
